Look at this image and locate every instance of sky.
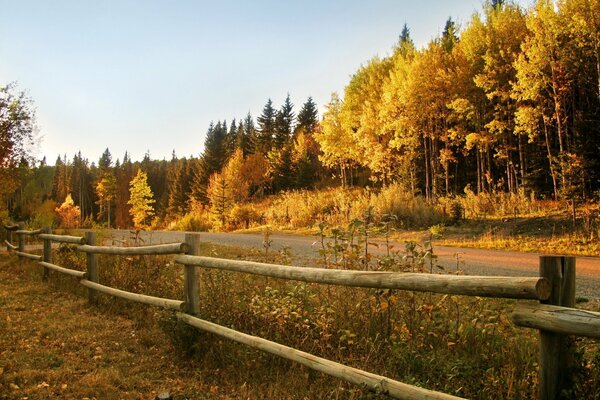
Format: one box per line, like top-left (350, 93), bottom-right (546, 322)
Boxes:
top-left (0, 0), bottom-right (531, 165)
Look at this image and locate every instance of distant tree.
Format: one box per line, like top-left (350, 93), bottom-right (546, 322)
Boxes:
top-left (55, 193), bottom-right (81, 228)
top-left (95, 172), bottom-right (116, 227)
top-left (202, 121), bottom-right (227, 176)
top-left (243, 112), bottom-right (257, 155)
top-left (256, 99), bottom-right (276, 154)
top-left (207, 172), bottom-right (232, 228)
top-left (441, 17), bottom-right (459, 52)
top-left (115, 151), bottom-right (134, 228)
top-left (51, 155), bottom-right (70, 205)
top-left (296, 97), bottom-right (318, 135)
top-left (274, 94), bottom-right (295, 147)
top-left (399, 23), bottom-right (410, 43)
top-left (98, 148), bottom-right (113, 171)
top-left (167, 157), bottom-right (193, 218)
top-left (128, 169), bottom-right (155, 229)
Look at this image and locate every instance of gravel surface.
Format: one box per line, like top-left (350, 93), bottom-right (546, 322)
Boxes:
top-left (107, 229), bottom-right (600, 300)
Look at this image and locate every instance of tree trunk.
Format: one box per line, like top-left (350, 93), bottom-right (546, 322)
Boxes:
top-left (543, 117), bottom-right (559, 200)
top-left (423, 134), bottom-right (430, 201)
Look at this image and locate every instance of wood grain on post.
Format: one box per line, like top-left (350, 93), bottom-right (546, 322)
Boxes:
top-left (177, 312), bottom-right (464, 400)
top-left (539, 256), bottom-right (576, 400)
top-left (183, 234), bottom-right (201, 315)
top-left (85, 231), bottom-right (99, 304)
top-left (174, 255), bottom-right (551, 300)
top-left (512, 303), bottom-right (600, 339)
top-left (42, 227), bottom-right (52, 281)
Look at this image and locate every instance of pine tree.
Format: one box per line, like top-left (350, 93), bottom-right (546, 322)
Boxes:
top-left (296, 97), bottom-right (318, 136)
top-left (274, 94), bottom-right (295, 147)
top-left (202, 121), bottom-right (227, 176)
top-left (128, 169), bottom-right (155, 229)
top-left (244, 112), bottom-right (257, 155)
top-left (256, 99), bottom-right (276, 154)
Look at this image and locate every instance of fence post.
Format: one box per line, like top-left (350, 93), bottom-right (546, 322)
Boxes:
top-left (42, 226), bottom-right (52, 281)
top-left (539, 255), bottom-right (576, 400)
top-left (184, 233), bottom-right (201, 315)
top-left (86, 231), bottom-right (99, 304)
top-left (17, 222), bottom-right (24, 262)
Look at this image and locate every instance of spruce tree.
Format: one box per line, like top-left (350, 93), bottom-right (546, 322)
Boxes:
top-left (256, 99), bottom-right (276, 154)
top-left (274, 94), bottom-right (295, 147)
top-left (296, 97), bottom-right (318, 135)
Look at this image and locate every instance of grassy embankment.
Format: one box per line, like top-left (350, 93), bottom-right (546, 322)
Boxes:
top-left (1, 230), bottom-right (599, 399)
top-left (169, 184), bottom-right (600, 257)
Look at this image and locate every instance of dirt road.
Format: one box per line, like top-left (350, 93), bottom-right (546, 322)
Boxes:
top-left (107, 229), bottom-right (600, 299)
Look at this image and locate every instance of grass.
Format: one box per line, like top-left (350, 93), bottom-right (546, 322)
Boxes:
top-left (2, 234), bottom-right (599, 400)
top-left (437, 213), bottom-right (600, 257)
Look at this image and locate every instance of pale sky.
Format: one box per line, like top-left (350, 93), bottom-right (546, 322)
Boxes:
top-left (0, 0), bottom-right (531, 165)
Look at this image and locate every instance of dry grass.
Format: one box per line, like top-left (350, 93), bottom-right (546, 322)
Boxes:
top-left (1, 238), bottom-right (599, 400)
top-left (0, 255), bottom-right (220, 400)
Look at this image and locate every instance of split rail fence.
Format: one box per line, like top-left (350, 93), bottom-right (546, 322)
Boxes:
top-left (3, 224), bottom-right (600, 400)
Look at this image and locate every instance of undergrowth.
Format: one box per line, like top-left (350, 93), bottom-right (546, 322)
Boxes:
top-left (31, 222), bottom-right (600, 400)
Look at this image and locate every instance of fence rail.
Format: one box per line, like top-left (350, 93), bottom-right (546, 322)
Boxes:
top-left (175, 255), bottom-right (551, 300)
top-left (2, 224), bottom-right (596, 400)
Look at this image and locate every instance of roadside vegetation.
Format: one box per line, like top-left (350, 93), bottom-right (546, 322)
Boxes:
top-left (2, 228), bottom-right (599, 399)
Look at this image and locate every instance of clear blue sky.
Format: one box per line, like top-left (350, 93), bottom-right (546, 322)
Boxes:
top-left (0, 0), bottom-right (531, 165)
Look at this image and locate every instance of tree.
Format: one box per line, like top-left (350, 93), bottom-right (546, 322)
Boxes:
top-left (274, 94), bottom-right (295, 147)
top-left (296, 97), bottom-right (318, 135)
top-left (256, 99), bottom-right (276, 154)
top-left (95, 172), bottom-right (116, 227)
top-left (207, 172), bottom-right (232, 228)
top-left (315, 93), bottom-right (360, 187)
top-left (128, 169), bottom-right (155, 229)
top-left (55, 193), bottom-right (81, 228)
top-left (1, 83), bottom-right (36, 218)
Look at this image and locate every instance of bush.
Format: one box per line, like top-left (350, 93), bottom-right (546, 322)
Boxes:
top-left (171, 211), bottom-right (212, 232)
top-left (229, 203), bottom-right (262, 229)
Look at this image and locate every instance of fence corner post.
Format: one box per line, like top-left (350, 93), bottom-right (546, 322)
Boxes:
top-left (183, 233), bottom-right (201, 316)
top-left (85, 231), bottom-right (98, 304)
top-left (539, 255), bottom-right (576, 400)
top-left (42, 226), bottom-right (52, 281)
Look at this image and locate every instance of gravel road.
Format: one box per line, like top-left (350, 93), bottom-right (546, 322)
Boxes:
top-left (107, 229), bottom-right (600, 299)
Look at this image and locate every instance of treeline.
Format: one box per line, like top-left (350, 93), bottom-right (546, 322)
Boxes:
top-left (318, 0), bottom-right (600, 203)
top-left (7, 0), bottom-right (600, 229)
top-left (8, 95), bottom-right (320, 228)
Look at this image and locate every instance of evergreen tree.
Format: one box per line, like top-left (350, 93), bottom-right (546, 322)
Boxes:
top-left (441, 17), bottom-right (459, 52)
top-left (226, 118), bottom-right (238, 158)
top-left (274, 94), bottom-right (295, 147)
top-left (202, 121), bottom-right (227, 176)
top-left (243, 112), bottom-right (257, 155)
top-left (256, 99), bottom-right (276, 154)
top-left (296, 97), bottom-right (319, 135)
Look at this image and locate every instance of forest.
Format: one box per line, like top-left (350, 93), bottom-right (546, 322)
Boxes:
top-left (3, 0), bottom-right (600, 232)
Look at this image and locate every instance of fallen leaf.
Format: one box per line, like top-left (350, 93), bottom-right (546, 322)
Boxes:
top-left (36, 382), bottom-right (50, 389)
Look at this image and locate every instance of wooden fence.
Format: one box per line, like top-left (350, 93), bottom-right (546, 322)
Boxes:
top-left (3, 224), bottom-right (599, 400)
